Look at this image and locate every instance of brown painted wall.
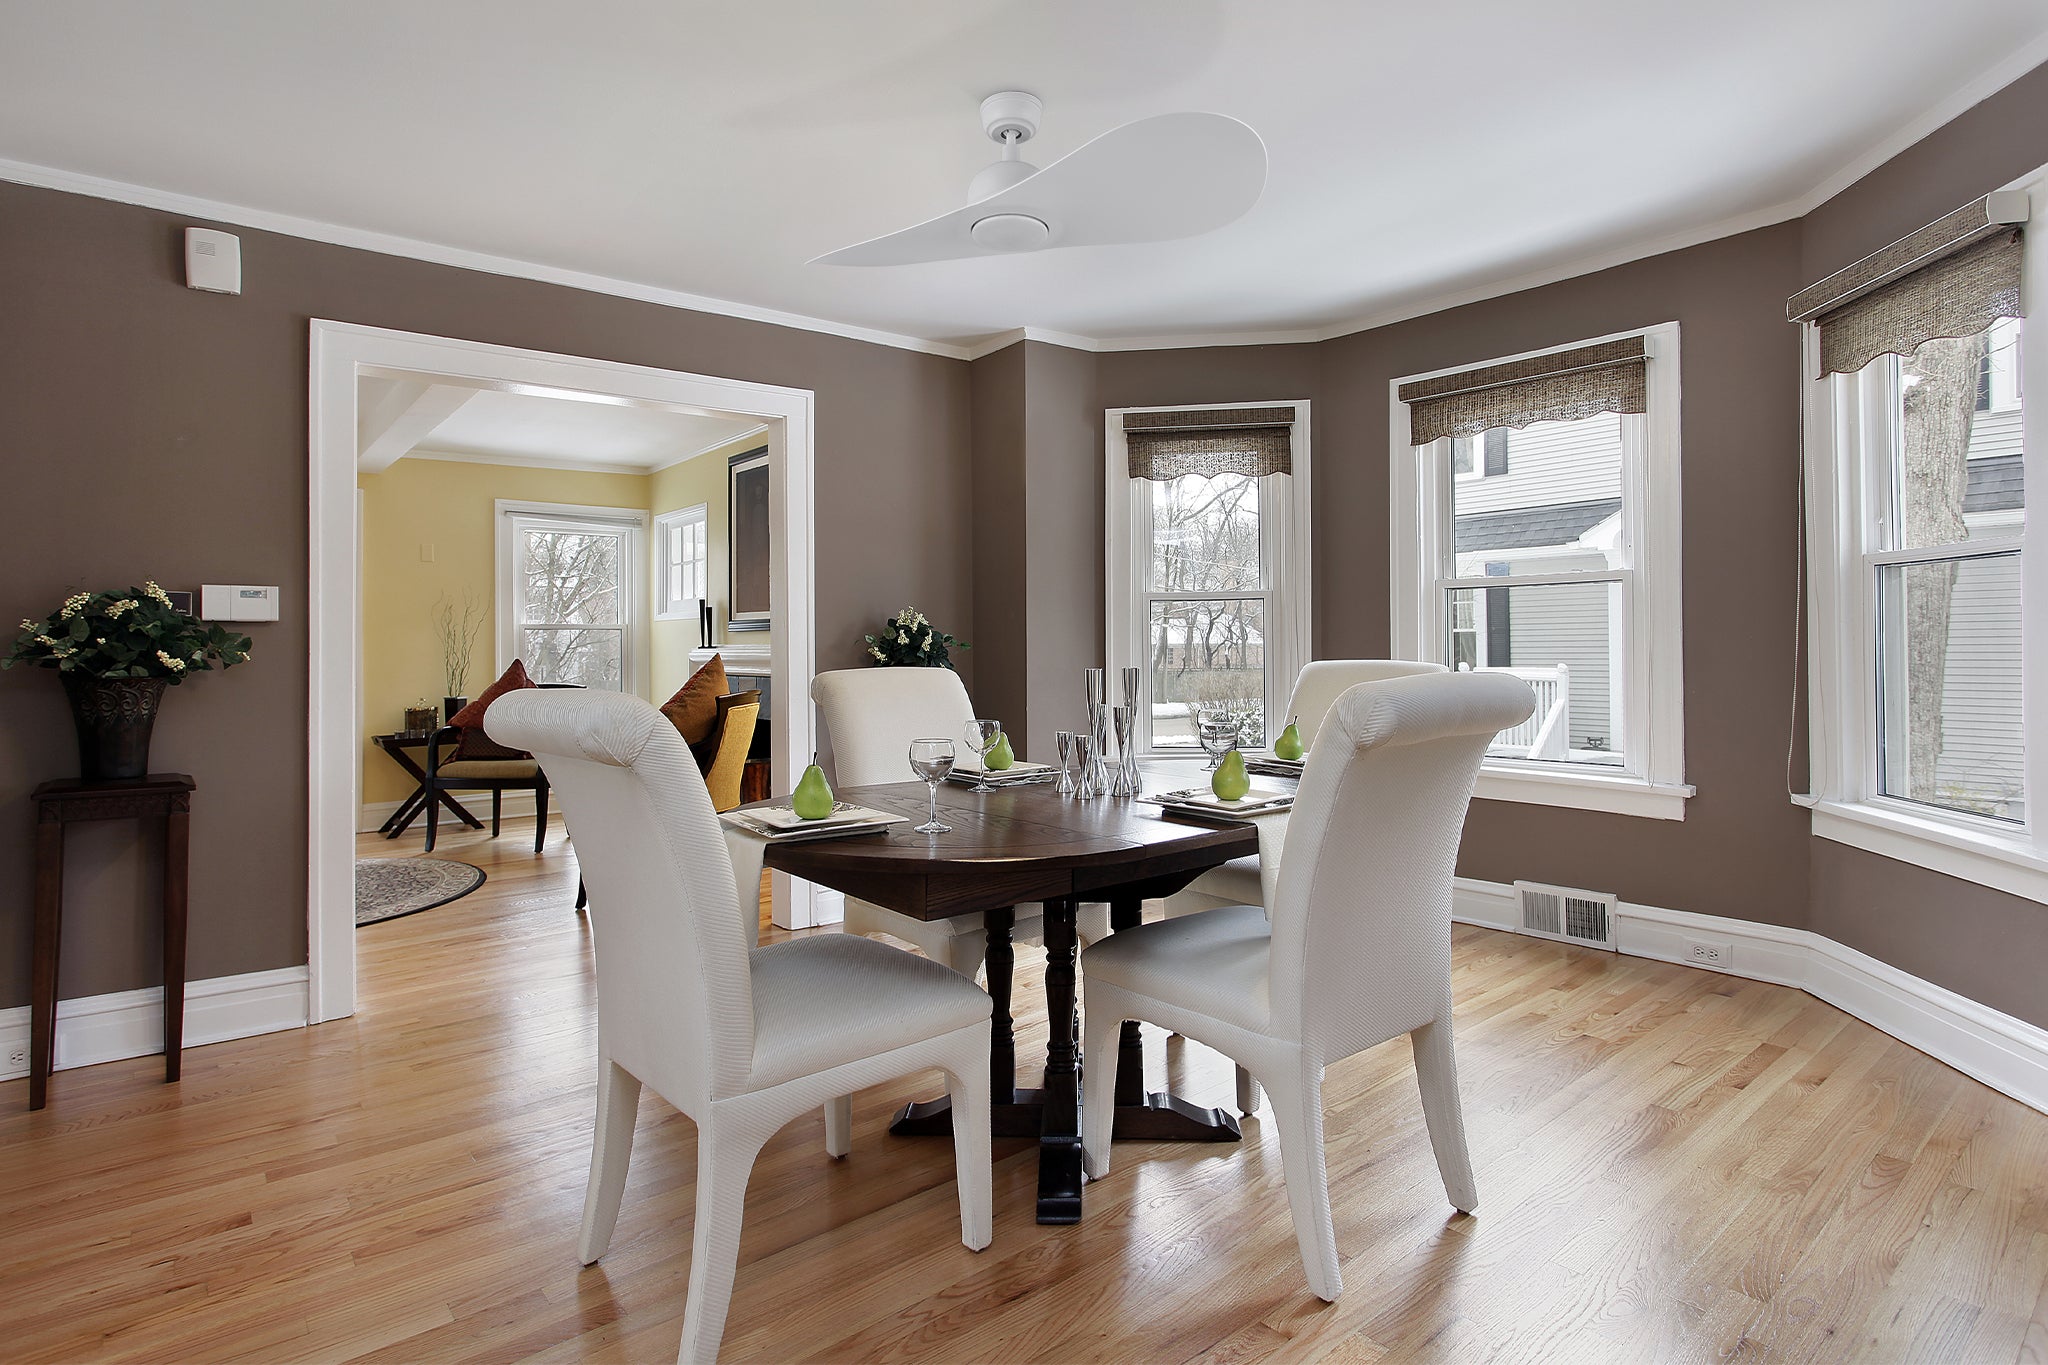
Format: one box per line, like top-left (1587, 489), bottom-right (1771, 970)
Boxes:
top-left (1796, 61), bottom-right (2048, 1023)
top-left (1318, 226), bottom-right (1814, 926)
top-left (1808, 841), bottom-right (2048, 1028)
top-left (1800, 63), bottom-right (2048, 283)
top-left (1019, 342), bottom-right (1105, 762)
top-left (968, 344), bottom-right (1029, 738)
top-left (0, 179), bottom-right (972, 1009)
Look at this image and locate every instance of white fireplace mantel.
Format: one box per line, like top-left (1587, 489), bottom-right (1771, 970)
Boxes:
top-left (692, 638), bottom-right (772, 677)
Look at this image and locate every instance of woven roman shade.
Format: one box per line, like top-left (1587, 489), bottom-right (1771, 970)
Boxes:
top-left (1397, 338), bottom-right (1647, 446)
top-left (1788, 192), bottom-right (2028, 378)
top-left (1124, 406), bottom-right (1295, 480)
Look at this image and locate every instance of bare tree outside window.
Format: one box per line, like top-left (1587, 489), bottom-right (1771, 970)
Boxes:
top-left (519, 527), bottom-right (625, 689)
top-left (1146, 473), bottom-right (1267, 746)
top-left (1879, 323), bottom-right (2026, 819)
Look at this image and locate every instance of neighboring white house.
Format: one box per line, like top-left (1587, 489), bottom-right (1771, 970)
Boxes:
top-left (1454, 318), bottom-right (2021, 805)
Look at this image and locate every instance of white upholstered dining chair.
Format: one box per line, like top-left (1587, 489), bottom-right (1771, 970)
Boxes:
top-left (811, 668), bottom-right (1110, 975)
top-left (1165, 659), bottom-right (1448, 1116)
top-left (1078, 671), bottom-right (1534, 1303)
top-left (486, 688), bottom-right (994, 1365)
top-left (1163, 659), bottom-right (1448, 921)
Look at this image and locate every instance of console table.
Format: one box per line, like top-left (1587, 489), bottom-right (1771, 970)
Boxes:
top-left (28, 774), bottom-right (196, 1110)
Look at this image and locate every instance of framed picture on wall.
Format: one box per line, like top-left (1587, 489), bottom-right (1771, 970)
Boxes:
top-left (727, 445), bottom-right (771, 632)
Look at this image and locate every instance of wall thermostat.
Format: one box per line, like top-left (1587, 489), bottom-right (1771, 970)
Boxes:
top-left (201, 584), bottom-right (279, 621)
top-left (184, 227), bottom-right (242, 295)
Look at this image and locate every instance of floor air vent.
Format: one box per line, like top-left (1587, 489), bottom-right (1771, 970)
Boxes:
top-left (1511, 880), bottom-right (1618, 950)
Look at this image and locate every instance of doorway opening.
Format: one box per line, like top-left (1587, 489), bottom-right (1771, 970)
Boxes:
top-left (310, 321), bottom-right (818, 1023)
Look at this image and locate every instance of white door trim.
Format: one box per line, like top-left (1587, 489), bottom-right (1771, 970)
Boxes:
top-left (310, 320), bottom-right (819, 1024)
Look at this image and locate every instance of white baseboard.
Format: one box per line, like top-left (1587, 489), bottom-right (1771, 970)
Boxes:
top-left (0, 965), bottom-right (310, 1083)
top-left (1453, 876), bottom-right (2048, 1114)
top-left (359, 790), bottom-right (538, 835)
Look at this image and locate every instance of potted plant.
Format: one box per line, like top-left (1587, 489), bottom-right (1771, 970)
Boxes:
top-left (5, 583), bottom-right (252, 780)
top-left (432, 590), bottom-right (487, 721)
top-left (865, 606), bottom-right (968, 670)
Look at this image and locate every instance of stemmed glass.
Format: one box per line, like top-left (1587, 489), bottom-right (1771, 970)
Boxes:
top-left (908, 738), bottom-right (955, 834)
top-left (964, 719), bottom-right (1002, 793)
top-left (1197, 708), bottom-right (1240, 771)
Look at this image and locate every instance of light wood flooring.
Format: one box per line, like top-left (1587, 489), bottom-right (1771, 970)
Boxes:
top-left (3, 817), bottom-right (2046, 1363)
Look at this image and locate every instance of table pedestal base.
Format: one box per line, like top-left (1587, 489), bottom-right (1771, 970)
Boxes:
top-left (888, 1090), bottom-right (1242, 1144)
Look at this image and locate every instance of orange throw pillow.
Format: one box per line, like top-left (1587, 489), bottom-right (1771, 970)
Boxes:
top-left (660, 653), bottom-right (727, 747)
top-left (448, 659), bottom-right (536, 730)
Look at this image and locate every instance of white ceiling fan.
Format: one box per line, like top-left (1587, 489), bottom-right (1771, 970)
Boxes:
top-left (811, 91), bottom-right (1266, 267)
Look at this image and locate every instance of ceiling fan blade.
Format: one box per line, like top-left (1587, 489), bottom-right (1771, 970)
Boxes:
top-left (811, 111), bottom-right (1265, 267)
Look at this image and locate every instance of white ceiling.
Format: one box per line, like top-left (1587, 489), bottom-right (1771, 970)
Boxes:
top-left (356, 376), bottom-right (759, 473)
top-left (7, 1), bottom-right (2048, 354)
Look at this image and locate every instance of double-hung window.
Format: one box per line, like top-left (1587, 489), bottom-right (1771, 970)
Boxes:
top-left (1105, 402), bottom-right (1312, 756)
top-left (653, 503), bottom-right (709, 620)
top-left (1390, 325), bottom-right (1688, 819)
top-left (1798, 178), bottom-right (2046, 900)
top-left (495, 500), bottom-right (647, 692)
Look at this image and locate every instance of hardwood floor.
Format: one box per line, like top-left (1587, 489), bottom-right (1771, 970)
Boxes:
top-left (4, 817), bottom-right (2045, 1363)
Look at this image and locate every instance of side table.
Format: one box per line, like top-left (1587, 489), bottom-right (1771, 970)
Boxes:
top-left (28, 773), bottom-right (196, 1111)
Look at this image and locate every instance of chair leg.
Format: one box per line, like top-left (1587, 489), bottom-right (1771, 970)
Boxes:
top-left (943, 1040), bottom-right (993, 1251)
top-left (492, 788), bottom-right (503, 837)
top-left (675, 1116), bottom-right (770, 1365)
top-left (1236, 1066), bottom-right (1264, 1116)
top-left (939, 931), bottom-right (987, 982)
top-left (424, 784), bottom-right (439, 852)
top-left (1264, 1061), bottom-right (1342, 1302)
top-left (1078, 1000), bottom-right (1125, 1180)
top-left (823, 1095), bottom-right (852, 1159)
top-left (577, 1059), bottom-right (643, 1265)
top-left (1410, 1014), bottom-right (1479, 1214)
top-left (534, 781), bottom-right (550, 853)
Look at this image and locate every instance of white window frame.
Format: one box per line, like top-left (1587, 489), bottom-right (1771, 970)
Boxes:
top-left (1390, 322), bottom-right (1690, 820)
top-left (653, 502), bottom-right (709, 621)
top-left (1803, 165), bottom-right (2048, 903)
top-left (1105, 400), bottom-right (1313, 758)
top-left (495, 498), bottom-right (649, 696)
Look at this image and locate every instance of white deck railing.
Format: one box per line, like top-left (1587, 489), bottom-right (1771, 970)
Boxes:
top-left (1479, 664), bottom-right (1570, 759)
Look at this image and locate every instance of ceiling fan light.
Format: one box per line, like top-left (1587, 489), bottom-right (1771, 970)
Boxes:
top-left (971, 213), bottom-right (1052, 253)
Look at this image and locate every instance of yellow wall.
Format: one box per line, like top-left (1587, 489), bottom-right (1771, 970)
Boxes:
top-left (357, 457), bottom-right (653, 809)
top-left (649, 431), bottom-right (766, 700)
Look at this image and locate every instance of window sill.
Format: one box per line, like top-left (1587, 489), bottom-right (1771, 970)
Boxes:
top-left (1472, 764), bottom-right (1693, 820)
top-left (1811, 799), bottom-right (2048, 907)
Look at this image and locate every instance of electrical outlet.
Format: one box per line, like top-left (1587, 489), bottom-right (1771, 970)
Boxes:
top-left (6, 1047), bottom-right (25, 1071)
top-left (1685, 939), bottom-right (1734, 968)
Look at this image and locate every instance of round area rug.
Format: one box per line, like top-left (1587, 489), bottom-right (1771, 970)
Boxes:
top-left (355, 857), bottom-right (487, 927)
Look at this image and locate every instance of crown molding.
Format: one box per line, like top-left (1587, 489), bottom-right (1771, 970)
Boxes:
top-left (9, 36), bottom-right (2047, 364)
top-left (650, 422), bottom-right (772, 472)
top-left (0, 157), bottom-right (973, 362)
top-left (400, 448), bottom-right (653, 477)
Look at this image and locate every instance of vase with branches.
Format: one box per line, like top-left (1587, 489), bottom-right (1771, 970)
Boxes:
top-left (432, 591), bottom-right (487, 720)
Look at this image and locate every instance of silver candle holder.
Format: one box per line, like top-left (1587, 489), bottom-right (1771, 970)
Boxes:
top-left (1110, 705), bottom-right (1137, 797)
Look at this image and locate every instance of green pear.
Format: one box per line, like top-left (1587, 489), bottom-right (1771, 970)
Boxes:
top-left (792, 761), bottom-right (835, 820)
top-left (1211, 748), bottom-right (1251, 801)
top-left (1274, 717), bottom-right (1304, 762)
top-left (986, 732), bottom-right (1015, 770)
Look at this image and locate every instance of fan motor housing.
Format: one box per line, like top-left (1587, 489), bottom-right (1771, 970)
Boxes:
top-left (979, 91), bottom-right (1042, 144)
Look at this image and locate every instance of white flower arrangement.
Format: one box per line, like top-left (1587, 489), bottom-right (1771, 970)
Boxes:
top-left (5, 585), bottom-right (251, 682)
top-left (864, 605), bottom-right (967, 670)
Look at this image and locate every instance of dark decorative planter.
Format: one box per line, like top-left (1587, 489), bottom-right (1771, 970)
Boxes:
top-left (62, 673), bottom-right (168, 781)
top-left (444, 696), bottom-right (468, 724)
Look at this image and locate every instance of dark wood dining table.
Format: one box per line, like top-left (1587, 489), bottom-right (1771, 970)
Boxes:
top-left (750, 763), bottom-right (1270, 1225)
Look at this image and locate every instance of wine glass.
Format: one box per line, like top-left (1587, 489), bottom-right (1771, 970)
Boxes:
top-left (1197, 708), bottom-right (1240, 771)
top-left (908, 738), bottom-right (955, 834)
top-left (964, 718), bottom-right (1002, 793)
